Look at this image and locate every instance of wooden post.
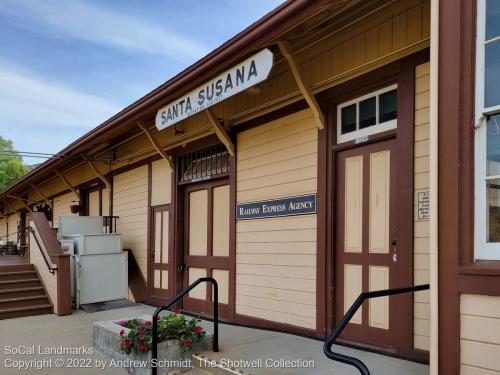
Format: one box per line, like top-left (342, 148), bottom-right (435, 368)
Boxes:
top-left (137, 121), bottom-right (175, 170)
top-left (277, 40), bottom-right (325, 129)
top-left (205, 109), bottom-right (235, 156)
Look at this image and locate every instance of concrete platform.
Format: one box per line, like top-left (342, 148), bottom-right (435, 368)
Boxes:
top-left (0, 304), bottom-right (429, 375)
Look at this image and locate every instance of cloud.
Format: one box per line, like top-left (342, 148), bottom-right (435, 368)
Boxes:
top-left (0, 61), bottom-right (122, 131)
top-left (0, 0), bottom-right (208, 63)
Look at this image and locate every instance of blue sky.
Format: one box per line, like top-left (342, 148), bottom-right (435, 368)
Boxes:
top-left (0, 0), bottom-right (284, 164)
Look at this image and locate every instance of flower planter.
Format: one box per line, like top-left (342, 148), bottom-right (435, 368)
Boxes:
top-left (93, 315), bottom-right (213, 375)
top-left (70, 204), bottom-right (80, 214)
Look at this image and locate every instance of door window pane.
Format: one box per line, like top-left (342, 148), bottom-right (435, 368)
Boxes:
top-left (488, 178), bottom-right (500, 242)
top-left (485, 41), bottom-right (500, 108)
top-left (359, 97), bottom-right (376, 129)
top-left (379, 90), bottom-right (397, 123)
top-left (487, 114), bottom-right (500, 175)
top-left (486, 0), bottom-right (500, 41)
top-left (341, 104), bottom-right (357, 134)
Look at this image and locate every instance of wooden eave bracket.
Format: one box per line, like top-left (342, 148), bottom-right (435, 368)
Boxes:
top-left (205, 109), bottom-right (235, 156)
top-left (54, 169), bottom-right (80, 199)
top-left (86, 160), bottom-right (112, 191)
top-left (137, 121), bottom-right (175, 170)
top-left (6, 195), bottom-right (32, 212)
top-left (277, 40), bottom-right (325, 130)
top-left (3, 199), bottom-right (18, 215)
top-left (30, 184), bottom-right (53, 208)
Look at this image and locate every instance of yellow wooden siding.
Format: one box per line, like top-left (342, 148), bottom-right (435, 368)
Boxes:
top-left (236, 109), bottom-right (317, 330)
top-left (7, 213), bottom-right (19, 242)
top-left (151, 159), bottom-right (172, 206)
top-left (52, 192), bottom-right (79, 229)
top-left (102, 188), bottom-right (110, 216)
top-left (413, 62), bottom-right (430, 351)
top-left (461, 294), bottom-right (500, 374)
top-left (113, 165), bottom-right (149, 281)
top-left (214, 0), bottom-right (429, 125)
top-left (0, 217), bottom-right (7, 242)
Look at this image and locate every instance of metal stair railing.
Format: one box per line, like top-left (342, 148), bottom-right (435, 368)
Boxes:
top-left (323, 284), bottom-right (430, 375)
top-left (151, 277), bottom-right (219, 375)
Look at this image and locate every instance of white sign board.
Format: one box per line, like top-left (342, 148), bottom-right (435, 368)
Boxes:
top-left (418, 191), bottom-right (430, 220)
top-left (156, 48), bottom-right (274, 130)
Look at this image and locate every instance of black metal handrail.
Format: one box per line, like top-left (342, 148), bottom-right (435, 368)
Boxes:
top-left (25, 226), bottom-right (58, 274)
top-left (151, 277), bottom-right (219, 375)
top-left (323, 284), bottom-right (430, 375)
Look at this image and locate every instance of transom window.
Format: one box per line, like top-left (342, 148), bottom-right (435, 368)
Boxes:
top-left (179, 144), bottom-right (229, 183)
top-left (336, 85), bottom-right (398, 143)
top-left (475, 1), bottom-right (500, 259)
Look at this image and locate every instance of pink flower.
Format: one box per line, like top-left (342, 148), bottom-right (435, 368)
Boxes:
top-left (119, 329), bottom-right (125, 337)
top-left (121, 340), bottom-right (131, 349)
top-left (137, 327), bottom-right (145, 334)
top-left (194, 326), bottom-right (204, 334)
top-left (144, 321), bottom-right (152, 327)
top-left (136, 341), bottom-right (150, 351)
top-left (183, 341), bottom-right (193, 348)
top-left (174, 308), bottom-right (181, 314)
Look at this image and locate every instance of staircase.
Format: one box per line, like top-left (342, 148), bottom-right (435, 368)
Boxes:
top-left (0, 263), bottom-right (53, 320)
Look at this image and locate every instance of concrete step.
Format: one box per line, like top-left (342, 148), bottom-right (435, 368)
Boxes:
top-left (0, 295), bottom-right (50, 309)
top-left (0, 304), bottom-right (53, 320)
top-left (0, 286), bottom-right (45, 299)
top-left (0, 279), bottom-right (41, 290)
top-left (0, 270), bottom-right (37, 281)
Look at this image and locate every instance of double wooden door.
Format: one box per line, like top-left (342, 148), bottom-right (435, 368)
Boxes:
top-left (335, 138), bottom-right (409, 350)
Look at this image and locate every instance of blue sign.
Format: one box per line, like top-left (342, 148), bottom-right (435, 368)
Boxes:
top-left (236, 194), bottom-right (317, 220)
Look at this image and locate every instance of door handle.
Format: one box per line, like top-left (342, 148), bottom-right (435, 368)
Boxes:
top-left (392, 239), bottom-right (397, 263)
top-left (178, 264), bottom-right (186, 272)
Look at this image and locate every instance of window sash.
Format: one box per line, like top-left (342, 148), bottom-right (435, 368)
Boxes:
top-left (474, 0), bottom-right (500, 260)
top-left (336, 84), bottom-right (397, 143)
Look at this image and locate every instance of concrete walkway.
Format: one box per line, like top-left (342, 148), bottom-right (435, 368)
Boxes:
top-left (0, 304), bottom-right (429, 375)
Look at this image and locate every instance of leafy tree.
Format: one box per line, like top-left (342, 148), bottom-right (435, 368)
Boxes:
top-left (0, 136), bottom-right (29, 191)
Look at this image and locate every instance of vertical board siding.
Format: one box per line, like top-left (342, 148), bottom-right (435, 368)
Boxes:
top-left (236, 109), bottom-right (317, 330)
top-left (151, 159), bottom-right (172, 206)
top-left (53, 192), bottom-right (79, 229)
top-left (461, 294), bottom-right (500, 374)
top-left (413, 62), bottom-right (430, 350)
top-left (0, 218), bottom-right (6, 241)
top-left (7, 213), bottom-right (20, 242)
top-left (113, 165), bottom-right (149, 280)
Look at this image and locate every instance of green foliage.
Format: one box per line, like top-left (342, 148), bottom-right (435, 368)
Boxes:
top-left (118, 312), bottom-right (206, 354)
top-left (0, 136), bottom-right (29, 191)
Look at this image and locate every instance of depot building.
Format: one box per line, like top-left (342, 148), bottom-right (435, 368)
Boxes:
top-left (2, 1), bottom-right (500, 373)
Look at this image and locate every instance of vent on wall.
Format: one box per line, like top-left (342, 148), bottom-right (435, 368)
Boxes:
top-left (179, 144), bottom-right (229, 183)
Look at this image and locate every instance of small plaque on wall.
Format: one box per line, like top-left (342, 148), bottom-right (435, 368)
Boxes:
top-left (236, 194), bottom-right (317, 220)
top-left (418, 191), bottom-right (430, 220)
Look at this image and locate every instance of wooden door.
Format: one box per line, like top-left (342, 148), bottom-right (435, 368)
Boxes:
top-left (150, 205), bottom-right (173, 299)
top-left (182, 180), bottom-right (230, 317)
top-left (335, 138), bottom-right (405, 349)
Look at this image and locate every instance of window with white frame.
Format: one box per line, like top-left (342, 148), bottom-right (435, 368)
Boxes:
top-left (475, 1), bottom-right (500, 259)
top-left (336, 84), bottom-right (398, 143)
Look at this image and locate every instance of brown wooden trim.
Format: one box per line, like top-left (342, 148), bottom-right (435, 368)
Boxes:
top-left (228, 146), bottom-right (236, 320)
top-left (316, 124), bottom-right (327, 338)
top-left (323, 52), bottom-right (426, 360)
top-left (438, 0), bottom-right (476, 373)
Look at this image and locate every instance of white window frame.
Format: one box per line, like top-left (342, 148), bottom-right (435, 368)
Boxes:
top-left (336, 84), bottom-right (398, 144)
top-left (474, 0), bottom-right (500, 259)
